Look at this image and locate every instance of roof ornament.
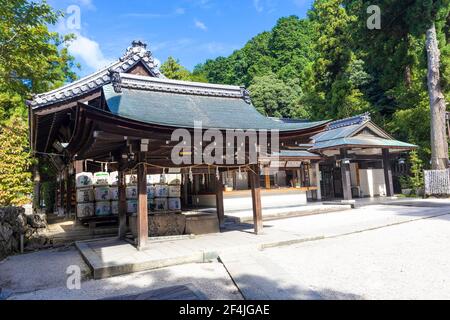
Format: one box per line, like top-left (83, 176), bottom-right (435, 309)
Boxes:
top-left (109, 69), bottom-right (122, 93)
top-left (132, 40), bottom-right (147, 49)
top-left (240, 87), bottom-right (252, 104)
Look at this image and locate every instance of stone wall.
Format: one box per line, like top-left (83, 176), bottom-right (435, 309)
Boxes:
top-left (0, 207), bottom-right (48, 260)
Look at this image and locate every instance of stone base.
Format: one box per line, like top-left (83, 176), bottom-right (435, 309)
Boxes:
top-left (129, 213), bottom-right (186, 237)
top-left (185, 214), bottom-right (220, 235)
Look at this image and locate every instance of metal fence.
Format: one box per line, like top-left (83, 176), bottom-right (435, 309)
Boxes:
top-left (424, 169), bottom-right (450, 195)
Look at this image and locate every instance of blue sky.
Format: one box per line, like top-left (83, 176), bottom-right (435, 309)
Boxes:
top-left (47, 0), bottom-right (314, 77)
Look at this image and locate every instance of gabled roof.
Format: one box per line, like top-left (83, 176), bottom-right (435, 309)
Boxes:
top-left (310, 113), bottom-right (416, 151)
top-left (30, 40), bottom-right (164, 109)
top-left (103, 73), bottom-right (330, 131)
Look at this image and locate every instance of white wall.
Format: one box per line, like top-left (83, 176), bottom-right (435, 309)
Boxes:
top-left (224, 190), bottom-right (307, 211)
top-left (359, 169), bottom-right (386, 197)
top-left (191, 190), bottom-right (308, 211)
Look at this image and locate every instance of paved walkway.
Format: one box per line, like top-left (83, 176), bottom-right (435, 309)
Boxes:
top-left (77, 199), bottom-right (450, 279)
top-left (4, 199), bottom-right (450, 300)
top-left (253, 206), bottom-right (450, 299)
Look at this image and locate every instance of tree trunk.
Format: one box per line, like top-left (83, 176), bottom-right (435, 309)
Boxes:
top-left (426, 23), bottom-right (448, 170)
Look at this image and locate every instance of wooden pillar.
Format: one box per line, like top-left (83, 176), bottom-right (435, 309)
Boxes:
top-left (340, 149), bottom-right (352, 201)
top-left (382, 149), bottom-right (394, 197)
top-left (182, 174), bottom-right (189, 206)
top-left (66, 167), bottom-right (72, 218)
top-left (32, 162), bottom-right (41, 211)
top-left (264, 167), bottom-right (271, 189)
top-left (215, 174), bottom-right (225, 228)
top-left (59, 172), bottom-right (65, 216)
top-left (136, 161), bottom-right (148, 249)
top-left (249, 164), bottom-right (263, 234)
top-left (118, 169), bottom-right (127, 239)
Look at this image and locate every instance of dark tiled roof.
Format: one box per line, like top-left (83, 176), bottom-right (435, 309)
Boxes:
top-left (274, 150), bottom-right (321, 158)
top-left (103, 75), bottom-right (328, 131)
top-left (310, 137), bottom-right (417, 150)
top-left (310, 113), bottom-right (416, 150)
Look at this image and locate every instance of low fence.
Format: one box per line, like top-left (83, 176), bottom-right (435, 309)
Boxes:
top-left (424, 169), bottom-right (450, 196)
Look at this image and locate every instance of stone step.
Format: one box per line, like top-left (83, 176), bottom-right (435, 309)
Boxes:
top-left (225, 205), bottom-right (352, 224)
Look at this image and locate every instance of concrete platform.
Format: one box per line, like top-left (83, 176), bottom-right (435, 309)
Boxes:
top-left (76, 224), bottom-right (324, 279)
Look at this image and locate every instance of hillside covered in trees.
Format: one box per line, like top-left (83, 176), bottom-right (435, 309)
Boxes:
top-left (162, 0), bottom-right (450, 164)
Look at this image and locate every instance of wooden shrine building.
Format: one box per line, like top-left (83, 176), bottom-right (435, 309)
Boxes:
top-left (28, 41), bottom-right (416, 249)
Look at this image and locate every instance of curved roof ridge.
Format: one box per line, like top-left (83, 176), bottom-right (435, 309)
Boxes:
top-left (113, 72), bottom-right (250, 101)
top-left (327, 112), bottom-right (371, 130)
top-left (30, 40), bottom-right (164, 109)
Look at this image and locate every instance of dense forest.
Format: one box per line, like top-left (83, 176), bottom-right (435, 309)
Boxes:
top-left (162, 0), bottom-right (450, 165)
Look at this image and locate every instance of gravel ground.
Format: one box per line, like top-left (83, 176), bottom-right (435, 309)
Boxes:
top-left (0, 246), bottom-right (90, 294)
top-left (10, 261), bottom-right (242, 300)
top-left (259, 210), bottom-right (450, 299)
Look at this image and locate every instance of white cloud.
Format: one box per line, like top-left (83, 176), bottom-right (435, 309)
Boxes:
top-left (175, 7), bottom-right (186, 15)
top-left (194, 19), bottom-right (208, 31)
top-left (292, 0), bottom-right (307, 8)
top-left (253, 0), bottom-right (263, 12)
top-left (200, 42), bottom-right (238, 55)
top-left (122, 8), bottom-right (186, 19)
top-left (67, 33), bottom-right (113, 71)
top-left (74, 0), bottom-right (96, 10)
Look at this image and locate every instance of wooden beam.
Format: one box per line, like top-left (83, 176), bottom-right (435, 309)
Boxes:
top-left (118, 169), bottom-right (127, 239)
top-left (340, 149), bottom-right (352, 201)
top-left (249, 164), bottom-right (263, 234)
top-left (215, 175), bottom-right (225, 228)
top-left (136, 159), bottom-right (148, 249)
top-left (382, 149), bottom-right (395, 197)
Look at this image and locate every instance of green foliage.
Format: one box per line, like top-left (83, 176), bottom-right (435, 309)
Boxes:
top-left (0, 0), bottom-right (78, 205)
top-left (41, 180), bottom-right (56, 211)
top-left (248, 74), bottom-right (309, 119)
top-left (409, 150), bottom-right (425, 192)
top-left (160, 56), bottom-right (207, 82)
top-left (0, 116), bottom-right (33, 206)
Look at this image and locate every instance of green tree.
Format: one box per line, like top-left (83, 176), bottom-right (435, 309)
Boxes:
top-left (0, 116), bottom-right (33, 206)
top-left (249, 74), bottom-right (309, 119)
top-left (0, 0), bottom-right (78, 205)
top-left (161, 56), bottom-right (208, 82)
top-left (409, 150), bottom-right (424, 192)
top-left (160, 56), bottom-right (192, 81)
